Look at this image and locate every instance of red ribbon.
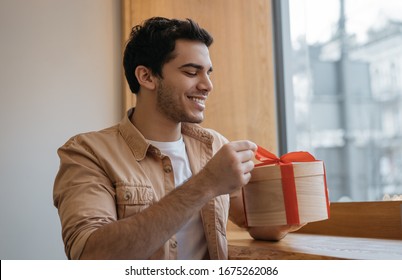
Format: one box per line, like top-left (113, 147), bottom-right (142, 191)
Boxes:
top-left (255, 145), bottom-right (316, 166)
top-left (250, 146), bottom-right (329, 225)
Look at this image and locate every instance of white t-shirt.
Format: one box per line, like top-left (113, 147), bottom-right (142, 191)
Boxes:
top-left (147, 137), bottom-right (207, 259)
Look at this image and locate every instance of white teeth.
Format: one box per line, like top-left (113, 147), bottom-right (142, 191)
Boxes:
top-left (189, 97), bottom-right (205, 104)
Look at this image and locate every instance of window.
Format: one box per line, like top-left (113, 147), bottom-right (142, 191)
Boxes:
top-left (275, 0), bottom-right (402, 202)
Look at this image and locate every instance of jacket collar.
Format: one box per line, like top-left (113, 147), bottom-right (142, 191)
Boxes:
top-left (119, 108), bottom-right (214, 161)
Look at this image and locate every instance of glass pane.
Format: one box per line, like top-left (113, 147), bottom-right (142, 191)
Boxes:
top-left (287, 0), bottom-right (402, 201)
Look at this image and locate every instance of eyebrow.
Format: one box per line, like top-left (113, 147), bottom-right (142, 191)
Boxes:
top-left (179, 63), bottom-right (213, 73)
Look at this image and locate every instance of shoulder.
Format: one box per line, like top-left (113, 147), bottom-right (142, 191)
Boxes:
top-left (59, 124), bottom-right (120, 156)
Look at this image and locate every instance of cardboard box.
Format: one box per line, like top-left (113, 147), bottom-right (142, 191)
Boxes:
top-left (243, 160), bottom-right (330, 227)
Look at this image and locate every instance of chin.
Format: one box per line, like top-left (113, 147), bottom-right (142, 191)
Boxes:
top-left (187, 118), bottom-right (203, 124)
top-left (185, 113), bottom-right (204, 124)
top-left (195, 115), bottom-right (205, 123)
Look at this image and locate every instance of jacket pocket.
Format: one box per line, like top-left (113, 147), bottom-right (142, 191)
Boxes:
top-left (115, 183), bottom-right (154, 219)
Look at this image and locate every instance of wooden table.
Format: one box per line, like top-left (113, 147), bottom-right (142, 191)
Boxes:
top-left (227, 229), bottom-right (402, 260)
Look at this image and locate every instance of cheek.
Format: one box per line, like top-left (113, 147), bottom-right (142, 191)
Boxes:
top-left (161, 76), bottom-right (196, 100)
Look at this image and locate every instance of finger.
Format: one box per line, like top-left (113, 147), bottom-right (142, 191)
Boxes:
top-left (230, 140), bottom-right (257, 152)
top-left (242, 159), bottom-right (255, 173)
top-left (237, 149), bottom-right (256, 163)
top-left (241, 171), bottom-right (252, 185)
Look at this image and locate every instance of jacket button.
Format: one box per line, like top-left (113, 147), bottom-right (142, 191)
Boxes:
top-left (124, 191), bottom-right (132, 200)
top-left (164, 165), bottom-right (172, 173)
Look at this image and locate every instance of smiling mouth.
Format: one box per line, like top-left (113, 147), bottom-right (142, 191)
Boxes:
top-left (188, 96), bottom-right (206, 105)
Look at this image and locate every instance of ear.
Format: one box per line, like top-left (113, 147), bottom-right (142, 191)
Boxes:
top-left (134, 66), bottom-right (157, 91)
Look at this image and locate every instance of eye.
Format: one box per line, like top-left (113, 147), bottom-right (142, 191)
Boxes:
top-left (184, 71), bottom-right (197, 77)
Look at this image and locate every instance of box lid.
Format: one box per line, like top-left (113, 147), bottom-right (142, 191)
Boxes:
top-left (250, 161), bottom-right (324, 182)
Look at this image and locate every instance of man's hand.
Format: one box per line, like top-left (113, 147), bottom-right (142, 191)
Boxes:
top-left (247, 223), bottom-right (307, 241)
top-left (199, 140), bottom-right (257, 197)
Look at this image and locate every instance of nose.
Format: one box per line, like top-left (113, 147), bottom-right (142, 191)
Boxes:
top-left (197, 74), bottom-right (213, 93)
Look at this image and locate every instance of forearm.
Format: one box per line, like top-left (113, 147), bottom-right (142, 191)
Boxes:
top-left (80, 171), bottom-right (215, 259)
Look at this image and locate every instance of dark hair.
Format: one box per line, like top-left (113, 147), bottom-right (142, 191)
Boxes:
top-left (123, 17), bottom-right (213, 94)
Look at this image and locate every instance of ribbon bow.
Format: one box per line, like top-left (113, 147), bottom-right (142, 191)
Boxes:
top-left (255, 145), bottom-right (316, 166)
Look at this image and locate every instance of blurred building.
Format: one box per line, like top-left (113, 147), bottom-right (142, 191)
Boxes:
top-left (292, 20), bottom-right (402, 201)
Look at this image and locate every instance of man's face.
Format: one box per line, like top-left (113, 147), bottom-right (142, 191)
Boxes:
top-left (155, 39), bottom-right (213, 124)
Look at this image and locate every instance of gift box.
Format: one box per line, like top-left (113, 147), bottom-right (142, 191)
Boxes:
top-left (242, 146), bottom-right (330, 227)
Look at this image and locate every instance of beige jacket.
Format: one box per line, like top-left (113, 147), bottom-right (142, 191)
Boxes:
top-left (53, 108), bottom-right (230, 260)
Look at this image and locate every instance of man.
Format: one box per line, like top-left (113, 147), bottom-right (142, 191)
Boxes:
top-left (53, 17), bottom-right (302, 260)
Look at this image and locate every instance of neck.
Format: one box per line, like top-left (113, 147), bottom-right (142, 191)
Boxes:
top-left (131, 97), bottom-right (182, 142)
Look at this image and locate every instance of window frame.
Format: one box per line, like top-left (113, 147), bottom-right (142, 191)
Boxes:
top-left (271, 0), bottom-right (295, 155)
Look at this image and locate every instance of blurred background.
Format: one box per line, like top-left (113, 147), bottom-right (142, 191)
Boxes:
top-left (285, 0), bottom-right (402, 202)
